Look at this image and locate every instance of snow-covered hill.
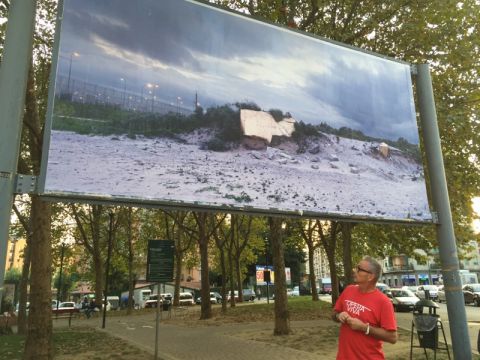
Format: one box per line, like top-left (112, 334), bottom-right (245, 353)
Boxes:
top-left (44, 129), bottom-right (431, 222)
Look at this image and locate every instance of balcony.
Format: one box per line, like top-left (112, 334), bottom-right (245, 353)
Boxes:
top-left (384, 264), bottom-right (414, 272)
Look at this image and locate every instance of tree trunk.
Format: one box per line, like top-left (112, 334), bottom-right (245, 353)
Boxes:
top-left (341, 222), bottom-right (354, 286)
top-left (24, 196), bottom-right (52, 360)
top-left (92, 206), bottom-right (104, 304)
top-left (197, 213), bottom-right (212, 319)
top-left (219, 250), bottom-right (227, 313)
top-left (228, 220), bottom-right (236, 307)
top-left (173, 248), bottom-right (183, 307)
top-left (235, 256), bottom-right (243, 302)
top-left (308, 245), bottom-right (319, 301)
top-left (269, 217), bottom-right (290, 335)
top-left (17, 229), bottom-right (32, 334)
top-left (126, 209), bottom-right (135, 315)
top-left (318, 221), bottom-right (339, 305)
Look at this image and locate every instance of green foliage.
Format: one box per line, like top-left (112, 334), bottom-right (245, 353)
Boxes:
top-left (234, 101), bottom-right (261, 111)
top-left (4, 268), bottom-right (22, 284)
top-left (268, 109), bottom-right (284, 122)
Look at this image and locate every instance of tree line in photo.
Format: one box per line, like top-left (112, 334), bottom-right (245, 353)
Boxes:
top-left (53, 97), bottom-right (421, 161)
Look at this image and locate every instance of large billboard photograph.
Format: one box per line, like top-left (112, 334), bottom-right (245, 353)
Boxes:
top-left (41, 0), bottom-right (431, 222)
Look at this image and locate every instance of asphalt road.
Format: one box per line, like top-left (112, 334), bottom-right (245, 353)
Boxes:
top-left (395, 301), bottom-right (480, 355)
top-left (319, 294), bottom-right (480, 355)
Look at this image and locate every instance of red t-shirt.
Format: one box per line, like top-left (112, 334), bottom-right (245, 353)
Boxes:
top-left (334, 285), bottom-right (397, 360)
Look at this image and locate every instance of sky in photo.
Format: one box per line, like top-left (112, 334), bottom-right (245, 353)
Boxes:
top-left (56, 0), bottom-right (419, 143)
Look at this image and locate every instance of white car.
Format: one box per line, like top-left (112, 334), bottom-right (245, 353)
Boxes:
top-left (387, 289), bottom-right (420, 312)
top-left (178, 292), bottom-right (195, 306)
top-left (415, 285), bottom-right (439, 300)
top-left (288, 286), bottom-right (300, 296)
top-left (437, 285), bottom-right (446, 303)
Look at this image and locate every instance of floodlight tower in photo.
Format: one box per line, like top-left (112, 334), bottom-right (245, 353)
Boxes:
top-left (120, 78), bottom-right (127, 107)
top-left (146, 83), bottom-right (159, 112)
top-left (176, 96), bottom-right (182, 115)
top-left (66, 51), bottom-right (79, 95)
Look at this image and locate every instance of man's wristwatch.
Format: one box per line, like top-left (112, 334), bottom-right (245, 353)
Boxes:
top-left (365, 323), bottom-right (370, 335)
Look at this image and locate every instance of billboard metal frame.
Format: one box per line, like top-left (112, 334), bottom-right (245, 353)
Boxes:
top-left (37, 0), bottom-right (432, 225)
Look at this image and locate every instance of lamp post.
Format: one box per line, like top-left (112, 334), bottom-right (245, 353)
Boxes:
top-left (147, 83), bottom-right (158, 112)
top-left (120, 78), bottom-right (127, 108)
top-left (66, 51), bottom-right (79, 96)
top-left (176, 96), bottom-right (182, 115)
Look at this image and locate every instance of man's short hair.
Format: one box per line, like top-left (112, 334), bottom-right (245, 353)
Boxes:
top-left (363, 256), bottom-right (382, 280)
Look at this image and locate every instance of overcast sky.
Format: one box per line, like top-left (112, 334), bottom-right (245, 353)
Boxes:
top-left (56, 0), bottom-right (420, 143)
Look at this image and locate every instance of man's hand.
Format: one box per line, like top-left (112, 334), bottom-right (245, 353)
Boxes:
top-left (337, 311), bottom-right (351, 324)
top-left (346, 317), bottom-right (367, 332)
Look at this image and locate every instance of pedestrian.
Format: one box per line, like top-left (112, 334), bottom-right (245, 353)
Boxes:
top-left (332, 256), bottom-right (397, 359)
top-left (256, 288), bottom-right (261, 300)
top-left (85, 298), bottom-right (97, 319)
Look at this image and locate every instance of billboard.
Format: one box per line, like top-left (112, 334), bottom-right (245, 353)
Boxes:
top-left (40, 0), bottom-right (431, 223)
top-left (256, 265), bottom-right (291, 285)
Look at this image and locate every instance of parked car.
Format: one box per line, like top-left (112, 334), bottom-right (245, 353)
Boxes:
top-left (52, 301), bottom-right (79, 314)
top-left (437, 285), bottom-right (446, 303)
top-left (402, 285), bottom-right (419, 293)
top-left (145, 293), bottom-right (173, 308)
top-left (196, 292), bottom-right (222, 305)
top-left (415, 285), bottom-right (439, 300)
top-left (386, 289), bottom-right (420, 312)
top-left (376, 283), bottom-right (390, 292)
top-left (242, 289), bottom-right (256, 302)
top-left (462, 284), bottom-right (480, 306)
top-left (145, 294), bottom-right (162, 308)
top-left (178, 292), bottom-right (195, 306)
top-left (226, 290), bottom-right (240, 302)
top-left (288, 286), bottom-right (300, 297)
top-left (15, 302), bottom-right (30, 316)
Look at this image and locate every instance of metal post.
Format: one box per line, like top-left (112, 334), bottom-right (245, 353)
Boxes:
top-left (154, 282), bottom-right (161, 360)
top-left (102, 212), bottom-right (114, 329)
top-left (416, 64), bottom-right (471, 359)
top-left (0, 0), bottom-right (37, 302)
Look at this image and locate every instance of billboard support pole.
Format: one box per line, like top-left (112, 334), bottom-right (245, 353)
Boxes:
top-left (415, 64), bottom-right (471, 359)
top-left (0, 0), bottom-right (37, 301)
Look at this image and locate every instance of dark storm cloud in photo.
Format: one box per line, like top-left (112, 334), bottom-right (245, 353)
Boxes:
top-left (56, 0), bottom-right (419, 143)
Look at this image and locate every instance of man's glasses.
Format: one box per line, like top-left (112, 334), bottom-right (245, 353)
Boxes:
top-left (356, 265), bottom-right (373, 274)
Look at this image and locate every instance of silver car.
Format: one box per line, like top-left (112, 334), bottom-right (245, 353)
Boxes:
top-left (415, 285), bottom-right (439, 300)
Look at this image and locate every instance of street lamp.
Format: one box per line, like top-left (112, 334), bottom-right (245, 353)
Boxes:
top-left (66, 52), bottom-right (80, 96)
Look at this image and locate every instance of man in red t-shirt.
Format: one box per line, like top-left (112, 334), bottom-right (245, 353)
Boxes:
top-left (333, 256), bottom-right (397, 359)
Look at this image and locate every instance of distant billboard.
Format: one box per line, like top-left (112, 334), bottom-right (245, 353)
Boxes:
top-left (40, 0), bottom-right (431, 223)
top-left (256, 265), bottom-right (291, 285)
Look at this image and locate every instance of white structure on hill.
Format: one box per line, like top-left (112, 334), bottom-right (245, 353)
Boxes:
top-left (240, 109), bottom-right (296, 144)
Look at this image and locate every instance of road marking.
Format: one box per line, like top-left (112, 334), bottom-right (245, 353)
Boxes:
top-left (142, 325), bottom-right (154, 328)
top-left (126, 327), bottom-right (136, 330)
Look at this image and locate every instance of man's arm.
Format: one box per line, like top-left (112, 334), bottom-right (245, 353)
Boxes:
top-left (346, 317), bottom-right (398, 344)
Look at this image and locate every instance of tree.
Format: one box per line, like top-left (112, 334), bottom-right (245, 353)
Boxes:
top-left (71, 205), bottom-right (121, 303)
top-left (294, 219), bottom-right (320, 300)
top-left (269, 217), bottom-right (290, 335)
top-left (317, 220), bottom-right (341, 305)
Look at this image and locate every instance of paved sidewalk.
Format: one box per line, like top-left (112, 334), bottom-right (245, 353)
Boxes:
top-left (75, 314), bottom-right (326, 360)
top-left (55, 312), bottom-right (432, 360)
